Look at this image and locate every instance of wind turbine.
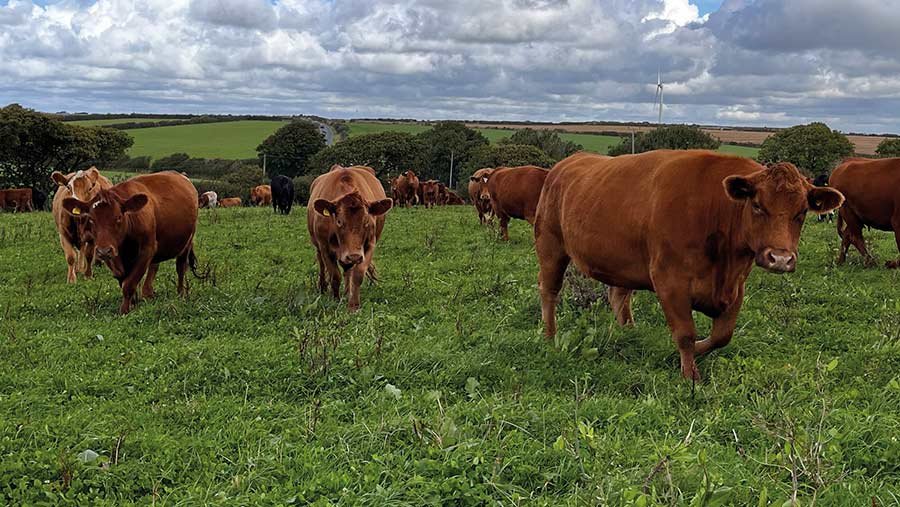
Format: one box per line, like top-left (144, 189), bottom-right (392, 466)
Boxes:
top-left (655, 70), bottom-right (664, 125)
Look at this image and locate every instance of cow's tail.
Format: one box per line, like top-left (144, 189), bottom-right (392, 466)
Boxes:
top-left (188, 245), bottom-right (210, 280)
top-left (366, 261), bottom-right (379, 283)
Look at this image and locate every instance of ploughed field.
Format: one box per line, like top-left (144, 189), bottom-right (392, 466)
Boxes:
top-left (1, 206), bottom-right (898, 504)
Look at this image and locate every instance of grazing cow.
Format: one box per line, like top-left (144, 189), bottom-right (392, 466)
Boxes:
top-left (830, 157), bottom-right (900, 268)
top-left (199, 191), bottom-right (218, 209)
top-left (51, 168), bottom-right (113, 283)
top-left (0, 188), bottom-right (34, 212)
top-left (481, 165), bottom-right (549, 240)
top-left (535, 151), bottom-right (843, 380)
top-left (219, 197), bottom-right (242, 208)
top-left (395, 170), bottom-right (420, 208)
top-left (812, 174), bottom-right (835, 223)
top-left (250, 185), bottom-right (272, 206)
top-left (307, 165), bottom-right (393, 311)
top-left (271, 175), bottom-right (294, 215)
top-left (59, 172), bottom-right (201, 314)
top-left (468, 168), bottom-right (494, 224)
top-left (446, 190), bottom-right (466, 205)
top-left (469, 167), bottom-right (494, 224)
top-left (421, 180), bottom-right (440, 208)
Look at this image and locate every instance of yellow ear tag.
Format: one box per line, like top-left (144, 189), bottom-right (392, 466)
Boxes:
top-left (322, 209), bottom-right (331, 216)
top-left (72, 208), bottom-right (81, 215)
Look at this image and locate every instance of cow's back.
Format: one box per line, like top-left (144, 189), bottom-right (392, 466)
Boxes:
top-left (488, 166), bottom-right (549, 223)
top-left (830, 158), bottom-right (899, 230)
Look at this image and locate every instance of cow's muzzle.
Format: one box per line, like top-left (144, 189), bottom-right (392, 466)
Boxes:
top-left (340, 253), bottom-right (364, 266)
top-left (756, 248), bottom-right (796, 273)
top-left (95, 246), bottom-right (116, 261)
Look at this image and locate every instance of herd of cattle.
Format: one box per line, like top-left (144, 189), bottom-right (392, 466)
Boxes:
top-left (4, 150), bottom-right (898, 379)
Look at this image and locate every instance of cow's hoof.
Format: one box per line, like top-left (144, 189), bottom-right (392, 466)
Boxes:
top-left (681, 363), bottom-right (702, 382)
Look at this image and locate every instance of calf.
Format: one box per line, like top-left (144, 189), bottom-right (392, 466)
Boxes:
top-left (307, 165), bottom-right (393, 311)
top-left (535, 151), bottom-right (843, 380)
top-left (51, 168), bottom-right (113, 283)
top-left (468, 168), bottom-right (494, 224)
top-left (60, 172), bottom-right (201, 314)
top-left (271, 175), bottom-right (294, 215)
top-left (250, 185), bottom-right (272, 206)
top-left (830, 157), bottom-right (900, 268)
top-left (421, 180), bottom-right (440, 208)
top-left (199, 191), bottom-right (218, 209)
top-left (219, 197), bottom-right (242, 208)
top-left (482, 165), bottom-right (549, 240)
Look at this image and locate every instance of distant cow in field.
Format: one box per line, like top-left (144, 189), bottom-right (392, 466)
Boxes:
top-left (437, 183), bottom-right (449, 205)
top-left (59, 172), bottom-right (201, 314)
top-left (199, 191), bottom-right (218, 209)
top-left (389, 175), bottom-right (403, 206)
top-left (481, 165), bottom-right (549, 240)
top-left (534, 151), bottom-right (843, 380)
top-left (446, 190), bottom-right (465, 205)
top-left (421, 180), bottom-right (440, 208)
top-left (0, 188), bottom-right (34, 212)
top-left (250, 185), bottom-right (272, 206)
top-left (219, 197), bottom-right (242, 208)
top-left (271, 175), bottom-right (294, 215)
top-left (51, 168), bottom-right (113, 283)
top-left (468, 168), bottom-right (494, 224)
top-left (830, 157), bottom-right (900, 268)
top-left (31, 188), bottom-right (47, 211)
top-left (307, 164), bottom-right (393, 311)
top-left (395, 171), bottom-right (420, 207)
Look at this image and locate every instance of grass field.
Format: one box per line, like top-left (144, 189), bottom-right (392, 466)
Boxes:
top-left (125, 121), bottom-right (288, 160)
top-left (66, 118), bottom-right (186, 127)
top-left (1, 206), bottom-right (898, 504)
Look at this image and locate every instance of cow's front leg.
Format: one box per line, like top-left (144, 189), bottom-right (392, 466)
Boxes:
top-left (655, 283), bottom-right (700, 381)
top-left (695, 285), bottom-right (744, 356)
top-left (119, 254), bottom-right (152, 314)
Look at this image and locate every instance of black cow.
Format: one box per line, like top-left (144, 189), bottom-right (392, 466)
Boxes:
top-left (271, 175), bottom-right (294, 215)
top-left (31, 188), bottom-right (47, 211)
top-left (813, 174), bottom-right (835, 223)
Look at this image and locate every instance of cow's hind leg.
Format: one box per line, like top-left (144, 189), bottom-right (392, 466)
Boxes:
top-left (608, 286), bottom-right (634, 326)
top-left (536, 234), bottom-right (570, 340)
top-left (887, 215), bottom-right (900, 269)
top-left (844, 211), bottom-right (875, 267)
top-left (143, 263), bottom-right (160, 299)
top-left (498, 213), bottom-right (511, 241)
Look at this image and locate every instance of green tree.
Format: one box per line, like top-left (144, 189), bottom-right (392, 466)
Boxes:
top-left (307, 132), bottom-right (424, 181)
top-left (608, 125), bottom-right (720, 156)
top-left (459, 144), bottom-right (554, 190)
top-left (875, 138), bottom-right (900, 158)
top-left (758, 123), bottom-right (854, 176)
top-left (416, 122), bottom-right (489, 186)
top-left (499, 128), bottom-right (582, 162)
top-left (256, 121), bottom-right (326, 177)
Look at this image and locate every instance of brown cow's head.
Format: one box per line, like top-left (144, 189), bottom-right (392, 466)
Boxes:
top-left (61, 190), bottom-right (149, 263)
top-left (724, 162), bottom-right (843, 273)
top-left (472, 169), bottom-right (494, 202)
top-left (52, 167), bottom-right (103, 201)
top-left (314, 191), bottom-right (392, 267)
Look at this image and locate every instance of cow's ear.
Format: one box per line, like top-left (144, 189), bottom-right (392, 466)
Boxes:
top-left (314, 199), bottom-right (337, 217)
top-left (724, 175), bottom-right (756, 201)
top-left (369, 198), bottom-right (393, 216)
top-left (808, 187), bottom-right (844, 214)
top-left (122, 194), bottom-right (148, 214)
top-left (469, 176), bottom-right (478, 182)
top-left (62, 197), bottom-right (89, 217)
top-left (51, 171), bottom-right (68, 187)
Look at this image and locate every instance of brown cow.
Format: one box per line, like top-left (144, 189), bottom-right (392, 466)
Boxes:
top-left (446, 190), bottom-right (466, 205)
top-left (468, 168), bottom-right (495, 224)
top-left (421, 180), bottom-right (440, 208)
top-left (535, 151), bottom-right (843, 380)
top-left (482, 165), bottom-right (549, 240)
top-left (250, 185), bottom-right (272, 206)
top-left (307, 165), bottom-right (393, 311)
top-left (395, 170), bottom-right (420, 208)
top-left (830, 158), bottom-right (900, 268)
top-left (51, 168), bottom-right (113, 283)
top-left (436, 183), bottom-right (449, 205)
top-left (60, 172), bottom-right (200, 314)
top-left (0, 188), bottom-right (34, 212)
top-left (389, 176), bottom-right (404, 207)
top-left (219, 197), bottom-right (242, 208)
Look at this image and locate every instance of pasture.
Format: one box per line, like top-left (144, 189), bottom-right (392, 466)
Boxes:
top-left (1, 207), bottom-right (898, 504)
top-left (124, 120), bottom-right (288, 160)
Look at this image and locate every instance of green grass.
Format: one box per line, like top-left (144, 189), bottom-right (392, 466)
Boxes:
top-left (349, 122), bottom-right (760, 158)
top-left (125, 121), bottom-right (288, 160)
top-left (1, 207), bottom-right (898, 504)
top-left (66, 118), bottom-right (185, 127)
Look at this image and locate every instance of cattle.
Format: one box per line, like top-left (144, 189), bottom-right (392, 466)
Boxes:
top-left (829, 157), bottom-right (900, 268)
top-left (250, 185), bottom-right (272, 206)
top-left (271, 175), bottom-right (294, 215)
top-left (812, 175), bottom-right (834, 223)
top-left (446, 190), bottom-right (466, 205)
top-left (31, 188), bottom-right (47, 211)
top-left (0, 188), bottom-right (34, 212)
top-left (51, 168), bottom-right (113, 283)
top-left (59, 172), bottom-right (201, 314)
top-left (481, 165), bottom-right (549, 240)
top-left (219, 197), bottom-right (242, 208)
top-left (307, 165), bottom-right (393, 311)
top-left (394, 170), bottom-right (420, 208)
top-left (199, 191), bottom-right (218, 209)
top-left (468, 168), bottom-right (494, 224)
top-left (389, 175), bottom-right (403, 207)
top-left (436, 183), bottom-right (449, 205)
top-left (421, 180), bottom-right (440, 208)
top-left (534, 151), bottom-right (843, 380)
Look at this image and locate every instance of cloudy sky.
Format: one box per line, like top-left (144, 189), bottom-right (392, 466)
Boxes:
top-left (2, 0), bottom-right (899, 133)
